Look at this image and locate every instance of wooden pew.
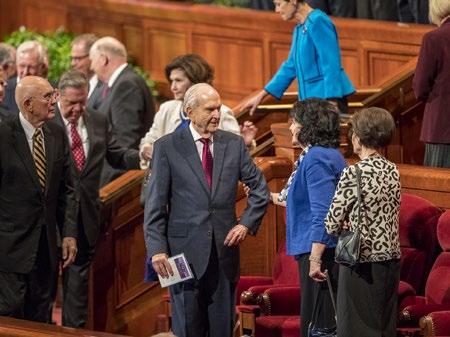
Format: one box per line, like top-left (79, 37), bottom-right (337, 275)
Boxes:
top-left (0, 316), bottom-right (129, 337)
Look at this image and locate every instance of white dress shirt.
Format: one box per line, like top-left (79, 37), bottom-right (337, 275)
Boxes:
top-left (19, 111), bottom-right (43, 153)
top-left (61, 113), bottom-right (90, 156)
top-left (189, 122), bottom-right (214, 160)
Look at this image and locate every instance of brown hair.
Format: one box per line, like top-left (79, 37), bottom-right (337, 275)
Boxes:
top-left (350, 107), bottom-right (395, 149)
top-left (165, 54), bottom-right (214, 85)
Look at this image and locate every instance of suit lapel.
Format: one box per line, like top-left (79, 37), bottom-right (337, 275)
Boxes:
top-left (43, 123), bottom-right (55, 194)
top-left (211, 131), bottom-right (227, 199)
top-left (176, 128), bottom-right (210, 195)
top-left (11, 118), bottom-right (42, 192)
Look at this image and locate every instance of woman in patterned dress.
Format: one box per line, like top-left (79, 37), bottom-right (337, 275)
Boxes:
top-left (325, 107), bottom-right (401, 337)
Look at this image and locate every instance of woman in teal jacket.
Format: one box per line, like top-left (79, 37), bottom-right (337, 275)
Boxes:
top-left (245, 0), bottom-right (354, 114)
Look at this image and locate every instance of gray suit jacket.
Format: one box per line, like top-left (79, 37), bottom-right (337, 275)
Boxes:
top-left (98, 65), bottom-right (155, 186)
top-left (144, 128), bottom-right (269, 282)
top-left (54, 108), bottom-right (139, 247)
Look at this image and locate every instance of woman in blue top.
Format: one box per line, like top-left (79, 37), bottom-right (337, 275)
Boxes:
top-left (245, 0), bottom-right (355, 114)
top-left (270, 98), bottom-right (346, 337)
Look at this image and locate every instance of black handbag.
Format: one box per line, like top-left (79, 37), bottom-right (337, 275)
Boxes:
top-left (308, 270), bottom-right (337, 337)
top-left (335, 165), bottom-right (363, 267)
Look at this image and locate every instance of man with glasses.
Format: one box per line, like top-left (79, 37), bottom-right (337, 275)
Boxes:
top-left (0, 43), bottom-right (17, 80)
top-left (70, 34), bottom-right (106, 109)
top-left (0, 75), bottom-right (77, 323)
top-left (4, 40), bottom-right (49, 115)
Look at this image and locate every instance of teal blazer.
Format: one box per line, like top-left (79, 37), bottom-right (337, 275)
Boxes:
top-left (265, 9), bottom-right (355, 100)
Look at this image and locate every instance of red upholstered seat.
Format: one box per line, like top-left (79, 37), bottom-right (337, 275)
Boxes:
top-left (400, 210), bottom-right (450, 329)
top-left (399, 193), bottom-right (442, 295)
top-left (420, 311), bottom-right (450, 337)
top-left (255, 315), bottom-right (298, 337)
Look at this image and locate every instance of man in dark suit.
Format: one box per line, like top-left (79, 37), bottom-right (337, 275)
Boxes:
top-left (0, 76), bottom-right (77, 322)
top-left (89, 36), bottom-right (155, 186)
top-left (4, 40), bottom-right (48, 115)
top-left (0, 68), bottom-right (11, 123)
top-left (70, 34), bottom-right (105, 109)
top-left (54, 69), bottom-right (140, 328)
top-left (144, 83), bottom-right (269, 337)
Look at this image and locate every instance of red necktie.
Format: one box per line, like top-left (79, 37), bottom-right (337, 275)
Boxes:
top-left (199, 138), bottom-right (213, 188)
top-left (70, 121), bottom-right (86, 171)
top-left (101, 85), bottom-right (110, 99)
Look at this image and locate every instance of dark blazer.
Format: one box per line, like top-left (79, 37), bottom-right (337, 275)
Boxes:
top-left (0, 117), bottom-right (77, 274)
top-left (144, 128), bottom-right (269, 282)
top-left (98, 65), bottom-right (155, 186)
top-left (4, 77), bottom-right (18, 115)
top-left (413, 18), bottom-right (450, 144)
top-left (54, 107), bottom-right (140, 247)
top-left (0, 104), bottom-right (12, 123)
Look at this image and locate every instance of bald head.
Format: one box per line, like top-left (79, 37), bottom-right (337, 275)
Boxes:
top-left (89, 36), bottom-right (128, 82)
top-left (16, 76), bottom-right (56, 127)
top-left (184, 83), bottom-right (221, 137)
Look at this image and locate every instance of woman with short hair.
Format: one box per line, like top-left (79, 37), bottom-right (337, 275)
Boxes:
top-left (280, 98), bottom-right (346, 337)
top-left (325, 107), bottom-right (401, 337)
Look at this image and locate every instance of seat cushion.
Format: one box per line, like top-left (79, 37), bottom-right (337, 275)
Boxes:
top-left (255, 316), bottom-right (293, 337)
top-left (281, 316), bottom-right (301, 337)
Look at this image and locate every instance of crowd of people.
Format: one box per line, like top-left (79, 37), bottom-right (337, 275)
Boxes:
top-left (0, 0), bottom-right (448, 336)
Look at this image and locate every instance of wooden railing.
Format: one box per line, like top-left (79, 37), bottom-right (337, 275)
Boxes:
top-left (234, 57), bottom-right (421, 164)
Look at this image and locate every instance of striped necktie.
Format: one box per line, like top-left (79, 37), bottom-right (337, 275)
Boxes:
top-left (33, 128), bottom-right (46, 191)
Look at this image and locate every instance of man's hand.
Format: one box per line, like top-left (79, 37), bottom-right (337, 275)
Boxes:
top-left (140, 143), bottom-right (153, 161)
top-left (62, 237), bottom-right (77, 268)
top-left (240, 121), bottom-right (257, 147)
top-left (152, 253), bottom-right (174, 279)
top-left (224, 224), bottom-right (249, 246)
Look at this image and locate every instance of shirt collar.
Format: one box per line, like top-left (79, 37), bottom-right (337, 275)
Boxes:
top-left (19, 111), bottom-right (38, 140)
top-left (108, 63), bottom-right (128, 88)
top-left (189, 122), bottom-right (214, 143)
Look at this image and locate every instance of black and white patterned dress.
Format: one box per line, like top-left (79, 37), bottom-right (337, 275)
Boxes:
top-left (325, 156), bottom-right (401, 262)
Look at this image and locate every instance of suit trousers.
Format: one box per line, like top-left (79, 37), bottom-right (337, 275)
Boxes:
top-left (337, 259), bottom-right (400, 337)
top-left (306, 0), bottom-right (356, 17)
top-left (62, 224), bottom-right (95, 328)
top-left (169, 240), bottom-right (237, 337)
top-left (0, 229), bottom-right (55, 323)
top-left (297, 248), bottom-right (338, 337)
top-left (357, 0), bottom-right (399, 21)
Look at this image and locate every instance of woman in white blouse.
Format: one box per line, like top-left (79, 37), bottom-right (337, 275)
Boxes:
top-left (139, 54), bottom-right (256, 167)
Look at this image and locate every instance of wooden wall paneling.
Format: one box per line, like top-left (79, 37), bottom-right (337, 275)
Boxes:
top-left (267, 33), bottom-right (297, 93)
top-left (21, 0), bottom-right (68, 32)
top-left (143, 19), bottom-right (190, 86)
top-left (123, 24), bottom-right (145, 66)
top-left (361, 40), bottom-right (421, 86)
top-left (339, 38), bottom-right (360, 87)
top-left (191, 24), bottom-right (265, 106)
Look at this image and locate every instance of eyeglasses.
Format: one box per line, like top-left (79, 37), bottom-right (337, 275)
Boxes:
top-left (71, 54), bottom-right (89, 62)
top-left (32, 90), bottom-right (58, 103)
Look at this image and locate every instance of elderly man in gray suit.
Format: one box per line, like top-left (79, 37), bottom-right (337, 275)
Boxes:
top-left (144, 83), bottom-right (269, 337)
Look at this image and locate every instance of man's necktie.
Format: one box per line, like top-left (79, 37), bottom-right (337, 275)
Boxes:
top-left (101, 85), bottom-right (110, 99)
top-left (199, 138), bottom-right (213, 188)
top-left (70, 121), bottom-right (86, 172)
top-left (33, 129), bottom-right (46, 191)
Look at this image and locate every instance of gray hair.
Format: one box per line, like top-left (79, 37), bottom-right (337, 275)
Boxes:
top-left (58, 69), bottom-right (89, 92)
top-left (0, 43), bottom-right (14, 65)
top-left (16, 40), bottom-right (47, 65)
top-left (182, 83), bottom-right (217, 112)
top-left (90, 36), bottom-right (127, 60)
top-left (429, 0), bottom-right (450, 25)
top-left (72, 33), bottom-right (99, 54)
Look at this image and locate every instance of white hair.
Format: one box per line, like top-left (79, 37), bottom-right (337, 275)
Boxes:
top-left (16, 40), bottom-right (47, 65)
top-left (90, 36), bottom-right (127, 60)
top-left (182, 83), bottom-right (217, 112)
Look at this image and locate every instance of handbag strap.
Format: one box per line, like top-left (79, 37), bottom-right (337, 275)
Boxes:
top-left (355, 165), bottom-right (363, 229)
top-left (310, 270), bottom-right (337, 325)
